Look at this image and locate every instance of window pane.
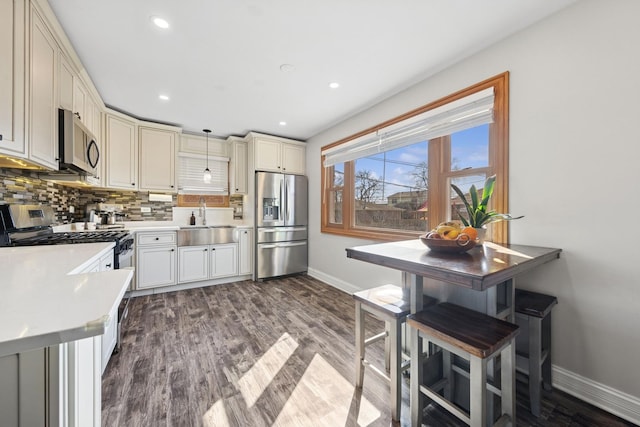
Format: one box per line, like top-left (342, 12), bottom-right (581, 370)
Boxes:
top-left (353, 141), bottom-right (428, 232)
top-left (451, 124), bottom-right (489, 171)
top-left (329, 190), bottom-right (343, 224)
top-left (449, 174), bottom-right (487, 223)
top-left (333, 163), bottom-right (344, 187)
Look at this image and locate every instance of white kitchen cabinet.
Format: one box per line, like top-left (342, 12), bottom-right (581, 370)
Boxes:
top-left (230, 138), bottom-right (248, 194)
top-left (0, 348), bottom-right (47, 427)
top-left (178, 245), bottom-right (209, 283)
top-left (58, 53), bottom-right (74, 111)
top-left (99, 251), bottom-right (117, 374)
top-left (139, 126), bottom-right (177, 192)
top-left (209, 243), bottom-right (238, 279)
top-left (67, 337), bottom-right (101, 427)
top-left (0, 0), bottom-right (26, 157)
top-left (136, 231), bottom-right (177, 289)
top-left (237, 228), bottom-right (253, 276)
top-left (252, 134), bottom-right (306, 174)
top-left (28, 6), bottom-right (59, 170)
top-left (106, 112), bottom-right (138, 190)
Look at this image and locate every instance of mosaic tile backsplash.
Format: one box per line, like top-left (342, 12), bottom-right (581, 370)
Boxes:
top-left (0, 168), bottom-right (175, 223)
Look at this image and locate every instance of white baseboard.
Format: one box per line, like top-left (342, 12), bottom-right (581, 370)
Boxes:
top-left (308, 268), bottom-right (640, 425)
top-left (553, 365), bottom-right (640, 425)
top-left (307, 267), bottom-right (360, 295)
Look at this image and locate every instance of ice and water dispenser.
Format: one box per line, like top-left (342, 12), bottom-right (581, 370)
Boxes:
top-left (262, 197), bottom-right (280, 221)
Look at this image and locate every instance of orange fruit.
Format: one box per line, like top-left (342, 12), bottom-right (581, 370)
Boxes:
top-left (460, 226), bottom-right (478, 240)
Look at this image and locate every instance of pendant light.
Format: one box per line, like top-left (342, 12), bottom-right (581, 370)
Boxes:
top-left (203, 129), bottom-right (212, 183)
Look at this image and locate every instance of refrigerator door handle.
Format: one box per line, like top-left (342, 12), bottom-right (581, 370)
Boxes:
top-left (284, 178), bottom-right (288, 223)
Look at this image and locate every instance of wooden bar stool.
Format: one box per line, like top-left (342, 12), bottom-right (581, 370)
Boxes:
top-left (407, 303), bottom-right (520, 427)
top-left (353, 284), bottom-right (430, 422)
top-left (514, 288), bottom-right (558, 417)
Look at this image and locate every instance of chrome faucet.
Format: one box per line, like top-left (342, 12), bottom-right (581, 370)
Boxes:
top-left (199, 197), bottom-right (207, 225)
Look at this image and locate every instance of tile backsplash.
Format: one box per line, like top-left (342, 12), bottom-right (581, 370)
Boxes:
top-left (0, 168), bottom-right (174, 223)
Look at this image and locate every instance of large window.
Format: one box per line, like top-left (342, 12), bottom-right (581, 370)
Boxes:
top-left (321, 72), bottom-right (510, 243)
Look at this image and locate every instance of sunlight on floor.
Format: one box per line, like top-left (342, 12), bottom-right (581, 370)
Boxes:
top-left (202, 334), bottom-right (382, 427)
top-left (237, 332), bottom-right (299, 408)
top-left (272, 354), bottom-right (380, 427)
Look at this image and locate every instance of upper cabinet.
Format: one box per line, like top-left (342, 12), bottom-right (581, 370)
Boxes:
top-left (106, 112), bottom-right (138, 190)
top-left (28, 5), bottom-right (59, 170)
top-left (0, 0), bottom-right (26, 157)
top-left (229, 136), bottom-right (247, 194)
top-left (139, 125), bottom-right (177, 192)
top-left (250, 133), bottom-right (306, 175)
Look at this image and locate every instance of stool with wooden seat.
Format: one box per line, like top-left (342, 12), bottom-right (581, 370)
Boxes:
top-left (353, 284), bottom-right (432, 422)
top-left (407, 302), bottom-right (520, 427)
top-left (514, 288), bottom-right (558, 417)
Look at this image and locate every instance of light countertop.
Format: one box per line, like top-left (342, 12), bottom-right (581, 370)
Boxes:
top-left (0, 243), bottom-right (133, 357)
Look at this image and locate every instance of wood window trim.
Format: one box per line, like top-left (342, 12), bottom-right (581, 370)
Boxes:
top-left (321, 72), bottom-right (510, 243)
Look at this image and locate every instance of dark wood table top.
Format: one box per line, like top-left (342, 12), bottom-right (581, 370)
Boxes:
top-left (346, 239), bottom-right (561, 291)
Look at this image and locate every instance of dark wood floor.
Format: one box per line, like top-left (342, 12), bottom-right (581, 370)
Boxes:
top-left (102, 276), bottom-right (636, 427)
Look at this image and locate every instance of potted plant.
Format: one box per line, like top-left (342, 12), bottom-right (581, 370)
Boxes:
top-left (450, 175), bottom-right (522, 242)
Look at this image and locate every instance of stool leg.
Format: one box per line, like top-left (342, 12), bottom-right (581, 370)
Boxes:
top-left (501, 341), bottom-right (516, 425)
top-left (442, 349), bottom-right (452, 400)
top-left (355, 301), bottom-right (365, 388)
top-left (542, 313), bottom-right (553, 391)
top-left (410, 327), bottom-right (423, 427)
top-left (470, 355), bottom-right (488, 427)
top-left (390, 318), bottom-right (402, 422)
top-left (385, 321), bottom-right (391, 373)
top-left (529, 316), bottom-right (543, 417)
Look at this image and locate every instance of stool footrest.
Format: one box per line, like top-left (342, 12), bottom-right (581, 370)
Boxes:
top-left (419, 383), bottom-right (471, 425)
top-left (364, 331), bottom-right (387, 347)
top-left (362, 359), bottom-right (391, 382)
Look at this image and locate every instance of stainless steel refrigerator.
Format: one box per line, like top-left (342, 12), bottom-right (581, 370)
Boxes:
top-left (255, 171), bottom-right (308, 280)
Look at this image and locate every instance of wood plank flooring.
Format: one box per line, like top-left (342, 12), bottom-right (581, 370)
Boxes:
top-left (102, 275), bottom-right (636, 427)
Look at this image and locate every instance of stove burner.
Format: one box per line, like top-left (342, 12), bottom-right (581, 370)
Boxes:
top-left (13, 230), bottom-right (131, 245)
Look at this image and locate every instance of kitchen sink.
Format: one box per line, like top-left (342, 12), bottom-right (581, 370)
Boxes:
top-left (177, 226), bottom-right (237, 246)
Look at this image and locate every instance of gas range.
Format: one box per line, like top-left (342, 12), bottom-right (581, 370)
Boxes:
top-left (0, 204), bottom-right (134, 268)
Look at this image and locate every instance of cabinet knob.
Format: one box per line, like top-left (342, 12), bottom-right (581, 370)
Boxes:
top-left (211, 248), bottom-right (215, 251)
top-left (204, 248), bottom-right (208, 251)
top-left (155, 237), bottom-right (159, 240)
top-left (0, 134), bottom-right (3, 141)
top-left (132, 183), bottom-right (135, 186)
top-left (171, 248), bottom-right (175, 252)
top-left (106, 263), bottom-right (112, 268)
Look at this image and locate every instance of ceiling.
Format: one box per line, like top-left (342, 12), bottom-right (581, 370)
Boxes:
top-left (48, 0), bottom-right (576, 141)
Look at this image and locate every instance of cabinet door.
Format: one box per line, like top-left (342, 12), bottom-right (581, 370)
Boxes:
top-left (73, 79), bottom-right (87, 124)
top-left (139, 127), bottom-right (176, 191)
top-left (178, 246), bottom-right (209, 283)
top-left (0, 0), bottom-right (25, 155)
top-left (100, 305), bottom-right (117, 374)
top-left (232, 140), bottom-right (248, 194)
top-left (136, 246), bottom-right (176, 289)
top-left (254, 139), bottom-right (282, 172)
top-left (238, 229), bottom-right (253, 275)
top-left (29, 7), bottom-right (59, 170)
top-left (58, 54), bottom-right (74, 111)
top-left (106, 114), bottom-right (138, 189)
top-left (282, 143), bottom-right (305, 174)
top-left (210, 244), bottom-right (237, 279)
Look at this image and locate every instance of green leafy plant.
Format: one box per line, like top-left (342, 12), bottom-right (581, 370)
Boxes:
top-left (450, 175), bottom-right (523, 228)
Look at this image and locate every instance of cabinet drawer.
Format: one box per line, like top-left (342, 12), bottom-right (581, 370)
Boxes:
top-left (137, 231), bottom-right (176, 246)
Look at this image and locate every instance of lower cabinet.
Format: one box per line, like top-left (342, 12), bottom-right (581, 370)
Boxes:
top-left (210, 243), bottom-right (238, 279)
top-left (0, 338), bottom-right (101, 427)
top-left (237, 228), bottom-right (253, 276)
top-left (177, 243), bottom-right (238, 284)
top-left (135, 231), bottom-right (177, 289)
top-left (178, 245), bottom-right (209, 283)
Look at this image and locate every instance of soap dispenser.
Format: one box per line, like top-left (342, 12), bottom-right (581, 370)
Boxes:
top-left (190, 211), bottom-right (196, 225)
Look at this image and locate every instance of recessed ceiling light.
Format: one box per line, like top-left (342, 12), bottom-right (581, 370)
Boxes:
top-left (329, 82), bottom-right (340, 89)
top-left (159, 94), bottom-right (170, 101)
top-left (279, 121), bottom-right (287, 126)
top-left (151, 16), bottom-right (170, 29)
top-left (279, 64), bottom-right (295, 73)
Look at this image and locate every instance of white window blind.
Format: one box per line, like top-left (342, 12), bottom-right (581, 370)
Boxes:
top-left (322, 87), bottom-right (494, 167)
top-left (177, 152), bottom-right (229, 194)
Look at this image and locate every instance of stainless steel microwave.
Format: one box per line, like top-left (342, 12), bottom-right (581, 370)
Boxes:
top-left (58, 108), bottom-right (100, 176)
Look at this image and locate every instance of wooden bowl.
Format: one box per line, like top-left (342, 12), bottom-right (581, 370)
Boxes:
top-left (419, 233), bottom-right (477, 253)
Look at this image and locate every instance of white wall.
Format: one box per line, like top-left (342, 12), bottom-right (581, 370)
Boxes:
top-left (306, 0), bottom-right (640, 416)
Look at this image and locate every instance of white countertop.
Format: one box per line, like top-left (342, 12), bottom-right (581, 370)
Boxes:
top-left (0, 243), bottom-right (133, 357)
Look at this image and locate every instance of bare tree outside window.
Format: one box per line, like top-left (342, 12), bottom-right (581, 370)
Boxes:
top-left (354, 170), bottom-right (381, 207)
